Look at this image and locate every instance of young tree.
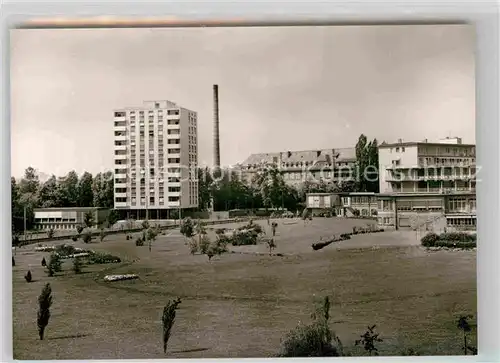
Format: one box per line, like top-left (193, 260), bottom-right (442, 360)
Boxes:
top-left (37, 283), bottom-right (53, 340)
top-left (47, 228), bottom-right (55, 239)
top-left (12, 256), bottom-right (15, 267)
top-left (279, 296), bottom-right (342, 357)
top-left (72, 257), bottom-right (83, 274)
top-left (267, 238), bottom-right (276, 255)
top-left (162, 297), bottom-right (182, 354)
top-left (180, 218), bottom-right (194, 239)
top-left (24, 270), bottom-right (32, 283)
top-left (76, 171), bottom-right (94, 207)
top-left (83, 211), bottom-right (94, 228)
top-left (47, 253), bottom-right (62, 277)
top-left (457, 315), bottom-right (475, 355)
top-left (355, 325), bottom-right (383, 356)
top-left (76, 225), bottom-right (84, 235)
top-left (106, 209), bottom-right (120, 227)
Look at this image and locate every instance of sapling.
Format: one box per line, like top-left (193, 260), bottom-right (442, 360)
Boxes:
top-left (37, 283), bottom-right (53, 340)
top-left (162, 297), bottom-right (181, 354)
top-left (267, 238), bottom-right (276, 255)
top-left (457, 315), bottom-right (475, 355)
top-left (24, 270), bottom-right (32, 282)
top-left (355, 325), bottom-right (383, 356)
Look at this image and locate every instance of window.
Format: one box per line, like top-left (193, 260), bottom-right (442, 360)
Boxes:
top-left (114, 111), bottom-right (126, 117)
top-left (168, 196), bottom-right (180, 202)
top-left (167, 109), bottom-right (180, 115)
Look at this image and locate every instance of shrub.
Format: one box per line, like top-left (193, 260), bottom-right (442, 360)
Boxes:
top-left (46, 228), bottom-right (55, 239)
top-left (352, 209), bottom-right (361, 217)
top-left (180, 217), bottom-right (195, 238)
top-left (47, 253), bottom-right (62, 277)
top-left (199, 235), bottom-right (211, 254)
top-left (55, 244), bottom-right (77, 256)
top-left (215, 228), bottom-right (225, 235)
top-left (162, 297), bottom-right (182, 353)
top-left (267, 238), bottom-right (276, 255)
top-left (24, 270), bottom-right (32, 282)
top-left (12, 256), bottom-right (15, 267)
top-left (340, 233), bottom-right (351, 240)
top-left (71, 236), bottom-right (78, 242)
top-left (136, 237), bottom-right (144, 246)
top-left (87, 251), bottom-right (121, 264)
top-left (73, 257), bottom-right (83, 274)
top-left (41, 257), bottom-right (46, 267)
top-left (440, 232), bottom-right (476, 242)
top-left (82, 231), bottom-right (92, 244)
top-left (279, 296), bottom-right (342, 357)
top-left (355, 325), bottom-right (383, 356)
top-left (142, 220), bottom-right (150, 230)
top-left (188, 238), bottom-right (198, 254)
top-left (37, 283), bottom-right (52, 340)
top-left (231, 230), bottom-right (259, 246)
top-left (76, 225), bottom-right (84, 235)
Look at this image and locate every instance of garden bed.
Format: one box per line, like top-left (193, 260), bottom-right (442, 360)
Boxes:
top-left (103, 274), bottom-right (139, 282)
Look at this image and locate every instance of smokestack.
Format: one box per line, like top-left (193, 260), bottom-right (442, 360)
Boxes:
top-left (213, 84), bottom-right (221, 169)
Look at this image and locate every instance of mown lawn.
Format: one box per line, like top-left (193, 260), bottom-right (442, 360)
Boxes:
top-left (12, 218), bottom-right (477, 359)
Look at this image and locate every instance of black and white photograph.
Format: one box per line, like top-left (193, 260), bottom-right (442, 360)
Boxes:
top-left (10, 23), bottom-right (477, 359)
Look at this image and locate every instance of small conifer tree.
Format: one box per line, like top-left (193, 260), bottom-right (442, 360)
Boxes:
top-left (162, 297), bottom-right (182, 354)
top-left (37, 283), bottom-right (53, 340)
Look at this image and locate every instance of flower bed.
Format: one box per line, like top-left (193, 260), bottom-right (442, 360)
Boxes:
top-left (34, 246), bottom-right (56, 252)
top-left (103, 274), bottom-right (138, 282)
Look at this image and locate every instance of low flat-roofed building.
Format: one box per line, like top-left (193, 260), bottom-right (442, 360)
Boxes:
top-left (33, 207), bottom-right (111, 230)
top-left (376, 192), bottom-right (476, 232)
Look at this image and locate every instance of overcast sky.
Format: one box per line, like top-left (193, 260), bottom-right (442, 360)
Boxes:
top-left (10, 24), bottom-right (475, 178)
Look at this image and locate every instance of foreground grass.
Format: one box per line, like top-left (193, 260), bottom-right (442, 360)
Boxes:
top-left (12, 219), bottom-right (477, 359)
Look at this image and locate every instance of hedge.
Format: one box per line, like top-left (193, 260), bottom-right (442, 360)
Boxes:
top-left (421, 232), bottom-right (476, 249)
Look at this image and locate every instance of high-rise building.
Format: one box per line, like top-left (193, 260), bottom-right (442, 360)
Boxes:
top-left (113, 100), bottom-right (198, 218)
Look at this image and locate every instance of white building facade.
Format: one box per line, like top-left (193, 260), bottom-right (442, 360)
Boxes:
top-left (113, 100), bottom-right (198, 217)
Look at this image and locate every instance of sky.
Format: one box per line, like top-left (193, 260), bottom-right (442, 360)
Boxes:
top-left (10, 24), bottom-right (475, 179)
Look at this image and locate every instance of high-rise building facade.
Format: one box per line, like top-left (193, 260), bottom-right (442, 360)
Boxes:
top-left (113, 100), bottom-right (198, 217)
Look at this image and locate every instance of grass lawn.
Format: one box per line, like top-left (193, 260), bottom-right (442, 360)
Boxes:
top-left (12, 218), bottom-right (477, 359)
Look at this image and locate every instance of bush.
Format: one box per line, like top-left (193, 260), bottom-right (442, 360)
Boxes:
top-left (180, 217), bottom-right (195, 238)
top-left (340, 233), bottom-right (351, 240)
top-left (136, 237), bottom-right (144, 246)
top-left (76, 225), bottom-right (84, 235)
top-left (188, 238), bottom-right (198, 254)
top-left (421, 232), bottom-right (476, 249)
top-left (87, 251), bottom-right (121, 264)
top-left (73, 257), bottom-right (83, 274)
top-left (47, 253), bottom-right (62, 277)
top-left (46, 228), bottom-right (55, 239)
top-left (71, 236), bottom-right (78, 242)
top-left (99, 230), bottom-right (106, 242)
top-left (279, 296), bottom-right (342, 357)
top-left (82, 231), bottom-right (92, 244)
top-left (231, 230), bottom-right (259, 246)
top-left (41, 257), bottom-right (46, 267)
top-left (142, 220), bottom-right (150, 230)
top-left (12, 256), bottom-right (15, 267)
top-left (55, 244), bottom-right (77, 256)
top-left (199, 235), bottom-right (211, 254)
top-left (24, 270), bottom-right (32, 282)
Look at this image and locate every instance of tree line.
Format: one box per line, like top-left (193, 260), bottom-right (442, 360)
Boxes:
top-left (12, 134), bottom-right (379, 232)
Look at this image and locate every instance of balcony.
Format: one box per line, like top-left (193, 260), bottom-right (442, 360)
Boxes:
top-left (115, 135), bottom-right (127, 142)
top-left (167, 181), bottom-right (181, 187)
top-left (114, 125), bottom-right (127, 132)
top-left (166, 123), bottom-right (181, 130)
top-left (387, 174), bottom-right (475, 182)
top-left (114, 183), bottom-right (127, 189)
top-left (167, 153), bottom-right (181, 159)
top-left (166, 133), bottom-right (181, 139)
top-left (114, 154), bottom-right (128, 161)
top-left (115, 202), bottom-right (128, 208)
top-left (167, 201), bottom-right (181, 208)
top-left (115, 192), bottom-right (127, 198)
top-left (114, 145), bottom-right (127, 151)
top-left (113, 116), bottom-right (126, 122)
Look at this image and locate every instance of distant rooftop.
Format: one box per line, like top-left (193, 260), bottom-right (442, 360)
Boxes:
top-left (379, 136), bottom-right (475, 148)
top-left (240, 147), bottom-right (356, 166)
